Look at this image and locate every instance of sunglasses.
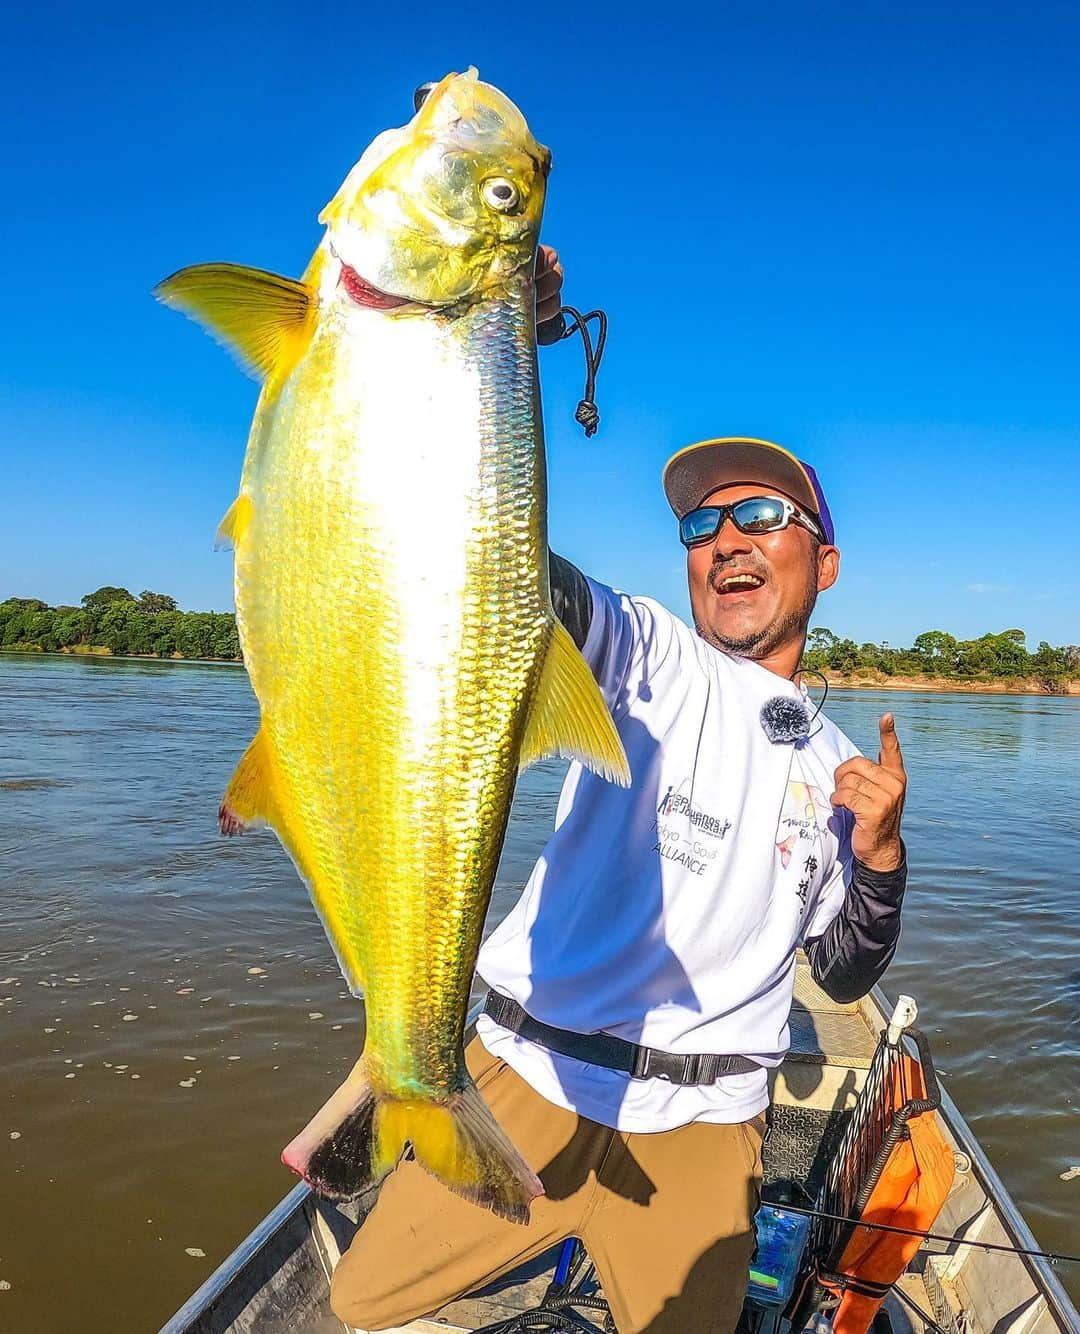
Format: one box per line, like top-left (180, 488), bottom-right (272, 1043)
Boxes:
top-left (678, 495), bottom-right (824, 548)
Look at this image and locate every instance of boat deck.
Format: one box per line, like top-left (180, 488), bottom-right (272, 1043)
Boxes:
top-left (162, 963), bottom-right (1079, 1334)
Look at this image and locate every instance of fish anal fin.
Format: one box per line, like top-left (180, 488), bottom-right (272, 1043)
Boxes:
top-left (215, 494), bottom-right (254, 551)
top-left (519, 619), bottom-right (631, 787)
top-left (219, 728), bottom-right (276, 836)
top-left (153, 262), bottom-right (317, 386)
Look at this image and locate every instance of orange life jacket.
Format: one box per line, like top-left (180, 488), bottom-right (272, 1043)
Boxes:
top-left (824, 1054), bottom-right (956, 1334)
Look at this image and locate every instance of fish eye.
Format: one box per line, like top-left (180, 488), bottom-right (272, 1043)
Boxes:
top-left (413, 82), bottom-right (437, 113)
top-left (481, 177), bottom-right (521, 213)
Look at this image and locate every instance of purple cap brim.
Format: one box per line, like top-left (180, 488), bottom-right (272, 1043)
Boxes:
top-left (800, 461), bottom-right (835, 546)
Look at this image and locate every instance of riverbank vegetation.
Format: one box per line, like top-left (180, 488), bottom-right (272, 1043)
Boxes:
top-left (0, 588), bottom-right (239, 661)
top-left (803, 628), bottom-right (1080, 694)
top-left (1, 590), bottom-right (1077, 691)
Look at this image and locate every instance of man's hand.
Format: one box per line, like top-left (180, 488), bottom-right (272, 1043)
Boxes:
top-left (535, 245), bottom-right (564, 328)
top-left (831, 713), bottom-right (907, 872)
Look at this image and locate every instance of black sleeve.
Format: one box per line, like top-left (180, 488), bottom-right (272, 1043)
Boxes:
top-left (805, 848), bottom-right (907, 1004)
top-left (537, 311), bottom-right (567, 346)
top-left (548, 552), bottom-right (593, 650)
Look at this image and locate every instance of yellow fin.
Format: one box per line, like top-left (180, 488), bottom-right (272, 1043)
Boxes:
top-left (219, 727), bottom-right (276, 835)
top-left (153, 263), bottom-right (316, 383)
top-left (375, 1087), bottom-right (543, 1223)
top-left (519, 619), bottom-right (631, 786)
top-left (282, 1065), bottom-right (543, 1220)
top-left (219, 729), bottom-right (367, 998)
top-left (215, 494), bottom-right (253, 551)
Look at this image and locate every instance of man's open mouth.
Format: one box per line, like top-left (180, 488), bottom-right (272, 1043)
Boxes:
top-left (339, 262), bottom-right (414, 310)
top-left (713, 572), bottom-right (766, 595)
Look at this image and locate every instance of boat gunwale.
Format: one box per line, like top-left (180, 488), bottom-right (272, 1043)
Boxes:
top-left (863, 986), bottom-right (1080, 1332)
top-left (156, 1181), bottom-right (314, 1334)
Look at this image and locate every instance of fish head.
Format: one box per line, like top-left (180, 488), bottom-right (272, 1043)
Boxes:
top-left (320, 69), bottom-right (550, 309)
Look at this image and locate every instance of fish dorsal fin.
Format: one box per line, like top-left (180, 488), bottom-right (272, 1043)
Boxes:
top-left (215, 494), bottom-right (254, 551)
top-left (519, 619), bottom-right (631, 786)
top-left (154, 263), bottom-right (317, 384)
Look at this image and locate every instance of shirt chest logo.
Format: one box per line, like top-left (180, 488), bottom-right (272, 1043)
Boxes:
top-left (652, 784), bottom-right (732, 876)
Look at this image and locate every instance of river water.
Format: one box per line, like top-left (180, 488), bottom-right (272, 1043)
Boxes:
top-left (0, 653), bottom-right (1076, 1331)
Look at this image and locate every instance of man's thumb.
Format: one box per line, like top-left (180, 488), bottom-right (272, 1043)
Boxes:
top-left (878, 712), bottom-right (903, 769)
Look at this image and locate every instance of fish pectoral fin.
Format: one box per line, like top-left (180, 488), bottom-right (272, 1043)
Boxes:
top-left (153, 262), bottom-right (317, 384)
top-left (215, 494), bottom-right (254, 551)
top-left (519, 619), bottom-right (631, 787)
top-left (219, 728), bottom-right (277, 835)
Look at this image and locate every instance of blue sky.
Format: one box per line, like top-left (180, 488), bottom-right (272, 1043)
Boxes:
top-left (2, 2), bottom-right (1078, 647)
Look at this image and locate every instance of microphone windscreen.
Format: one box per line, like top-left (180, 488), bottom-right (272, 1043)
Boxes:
top-left (760, 695), bottom-right (811, 744)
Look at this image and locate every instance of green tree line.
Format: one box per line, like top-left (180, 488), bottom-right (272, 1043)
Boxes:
top-left (803, 627), bottom-right (1080, 690)
top-left (2, 588), bottom-right (1077, 685)
top-left (0, 588), bottom-right (240, 661)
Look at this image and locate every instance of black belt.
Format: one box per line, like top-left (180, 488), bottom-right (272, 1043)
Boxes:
top-left (482, 992), bottom-right (760, 1086)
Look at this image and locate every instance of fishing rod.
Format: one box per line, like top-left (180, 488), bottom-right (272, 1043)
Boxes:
top-left (774, 1201), bottom-right (1080, 1265)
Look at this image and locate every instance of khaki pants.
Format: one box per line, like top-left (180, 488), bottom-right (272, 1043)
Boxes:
top-left (330, 1038), bottom-right (764, 1333)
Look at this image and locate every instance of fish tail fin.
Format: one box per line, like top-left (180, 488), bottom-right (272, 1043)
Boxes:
top-left (282, 1061), bottom-right (543, 1223)
top-left (378, 1084), bottom-right (543, 1224)
top-left (281, 1058), bottom-right (382, 1201)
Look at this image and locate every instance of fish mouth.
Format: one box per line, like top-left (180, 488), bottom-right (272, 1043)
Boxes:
top-left (710, 569), bottom-right (767, 597)
top-left (339, 262), bottom-right (416, 310)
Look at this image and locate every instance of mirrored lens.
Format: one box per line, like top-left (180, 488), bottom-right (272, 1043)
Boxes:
top-left (679, 507), bottom-right (723, 546)
top-left (732, 497), bottom-right (787, 533)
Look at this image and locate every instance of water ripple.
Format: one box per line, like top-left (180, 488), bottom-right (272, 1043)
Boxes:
top-left (0, 657), bottom-right (1076, 1326)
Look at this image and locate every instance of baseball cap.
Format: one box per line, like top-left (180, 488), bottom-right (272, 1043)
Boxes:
top-left (661, 437), bottom-right (835, 546)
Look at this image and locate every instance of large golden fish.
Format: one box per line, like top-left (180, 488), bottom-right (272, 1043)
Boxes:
top-left (156, 70), bottom-right (629, 1222)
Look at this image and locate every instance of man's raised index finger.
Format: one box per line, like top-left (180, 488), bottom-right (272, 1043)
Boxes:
top-left (878, 712), bottom-right (905, 772)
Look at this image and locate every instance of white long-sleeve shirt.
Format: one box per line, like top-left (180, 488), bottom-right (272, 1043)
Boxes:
top-left (477, 576), bottom-right (859, 1131)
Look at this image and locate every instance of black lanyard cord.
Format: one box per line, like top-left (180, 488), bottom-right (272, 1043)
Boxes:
top-left (554, 305), bottom-right (608, 438)
top-left (794, 666), bottom-right (830, 737)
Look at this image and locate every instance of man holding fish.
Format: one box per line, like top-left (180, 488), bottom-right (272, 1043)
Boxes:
top-left (159, 70), bottom-right (907, 1333)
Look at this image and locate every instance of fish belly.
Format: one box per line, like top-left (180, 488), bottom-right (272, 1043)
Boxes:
top-left (235, 290), bottom-right (547, 1097)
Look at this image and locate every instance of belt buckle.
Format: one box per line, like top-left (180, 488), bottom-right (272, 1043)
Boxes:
top-left (632, 1047), bottom-right (697, 1083)
top-left (632, 1046), bottom-right (676, 1081)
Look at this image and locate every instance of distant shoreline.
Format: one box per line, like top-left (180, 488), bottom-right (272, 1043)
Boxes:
top-left (0, 647), bottom-right (244, 669)
top-left (3, 646), bottom-right (1077, 697)
top-left (823, 672), bottom-right (1080, 697)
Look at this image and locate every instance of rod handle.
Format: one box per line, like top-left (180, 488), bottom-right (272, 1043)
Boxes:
top-left (887, 994), bottom-right (918, 1045)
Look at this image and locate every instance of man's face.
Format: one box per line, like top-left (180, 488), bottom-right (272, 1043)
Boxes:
top-left (686, 482), bottom-right (840, 662)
